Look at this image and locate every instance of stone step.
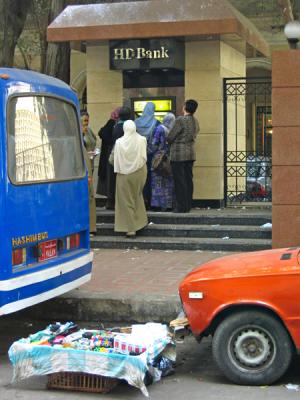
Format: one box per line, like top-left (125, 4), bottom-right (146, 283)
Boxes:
top-left (95, 197), bottom-right (272, 210)
top-left (90, 235), bottom-right (272, 252)
top-left (96, 223), bottom-right (271, 239)
top-left (96, 209), bottom-right (272, 226)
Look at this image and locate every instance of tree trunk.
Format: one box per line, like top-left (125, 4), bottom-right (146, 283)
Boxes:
top-left (45, 0), bottom-right (70, 82)
top-left (45, 41), bottom-right (70, 82)
top-left (0, 0), bottom-right (32, 67)
top-left (277, 0), bottom-right (294, 23)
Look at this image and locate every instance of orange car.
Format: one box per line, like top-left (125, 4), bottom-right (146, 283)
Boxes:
top-left (179, 247), bottom-right (300, 385)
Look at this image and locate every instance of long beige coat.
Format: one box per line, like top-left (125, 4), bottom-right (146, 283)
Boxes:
top-left (83, 148), bottom-right (96, 233)
top-left (115, 164), bottom-right (148, 233)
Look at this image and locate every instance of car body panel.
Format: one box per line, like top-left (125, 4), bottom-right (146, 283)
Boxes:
top-left (179, 247), bottom-right (300, 347)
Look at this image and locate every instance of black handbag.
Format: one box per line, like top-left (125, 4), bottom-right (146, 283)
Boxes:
top-left (151, 150), bottom-right (172, 177)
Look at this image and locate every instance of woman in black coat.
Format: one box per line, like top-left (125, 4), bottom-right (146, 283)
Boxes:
top-left (97, 106), bottom-right (131, 209)
top-left (97, 108), bottom-right (120, 208)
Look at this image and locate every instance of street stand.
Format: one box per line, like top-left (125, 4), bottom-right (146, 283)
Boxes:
top-left (8, 321), bottom-right (175, 397)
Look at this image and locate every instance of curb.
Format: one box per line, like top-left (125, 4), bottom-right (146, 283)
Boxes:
top-left (23, 291), bottom-right (182, 324)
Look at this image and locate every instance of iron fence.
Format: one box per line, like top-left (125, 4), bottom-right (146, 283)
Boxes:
top-left (223, 77), bottom-right (272, 205)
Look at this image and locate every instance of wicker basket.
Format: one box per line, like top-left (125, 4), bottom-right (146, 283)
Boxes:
top-left (47, 372), bottom-right (118, 393)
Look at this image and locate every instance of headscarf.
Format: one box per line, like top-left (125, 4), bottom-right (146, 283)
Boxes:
top-left (114, 120), bottom-right (147, 175)
top-left (135, 102), bottom-right (158, 138)
top-left (162, 113), bottom-right (176, 134)
top-left (111, 107), bottom-right (121, 121)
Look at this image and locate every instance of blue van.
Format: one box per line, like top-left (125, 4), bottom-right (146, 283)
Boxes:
top-left (0, 68), bottom-right (93, 315)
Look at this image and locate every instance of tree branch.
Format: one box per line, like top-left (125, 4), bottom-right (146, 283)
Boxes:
top-left (16, 43), bottom-right (30, 70)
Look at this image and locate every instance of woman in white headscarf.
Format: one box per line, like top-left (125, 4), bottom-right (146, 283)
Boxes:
top-left (113, 120), bottom-right (148, 238)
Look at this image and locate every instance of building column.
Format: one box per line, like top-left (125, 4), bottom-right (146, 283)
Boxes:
top-left (272, 50), bottom-right (300, 248)
top-left (185, 40), bottom-right (245, 207)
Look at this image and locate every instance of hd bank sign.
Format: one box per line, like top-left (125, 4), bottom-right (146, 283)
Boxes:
top-left (109, 38), bottom-right (184, 71)
top-left (114, 46), bottom-right (169, 61)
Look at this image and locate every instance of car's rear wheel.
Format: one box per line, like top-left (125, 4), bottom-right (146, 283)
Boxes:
top-left (212, 310), bottom-right (293, 385)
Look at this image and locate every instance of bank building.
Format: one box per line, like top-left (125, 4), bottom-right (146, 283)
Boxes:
top-left (48, 0), bottom-right (271, 208)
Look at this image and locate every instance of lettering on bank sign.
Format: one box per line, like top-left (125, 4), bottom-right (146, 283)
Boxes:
top-left (110, 39), bottom-right (184, 71)
top-left (114, 46), bottom-right (169, 60)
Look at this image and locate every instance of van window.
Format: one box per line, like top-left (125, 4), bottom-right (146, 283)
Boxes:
top-left (7, 95), bottom-right (85, 184)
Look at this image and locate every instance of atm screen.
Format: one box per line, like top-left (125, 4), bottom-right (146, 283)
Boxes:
top-left (132, 98), bottom-right (175, 122)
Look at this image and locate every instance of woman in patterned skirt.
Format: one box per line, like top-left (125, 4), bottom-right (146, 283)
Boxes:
top-left (150, 113), bottom-right (175, 211)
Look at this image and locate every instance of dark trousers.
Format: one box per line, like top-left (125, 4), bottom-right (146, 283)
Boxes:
top-left (106, 164), bottom-right (116, 208)
top-left (171, 160), bottom-right (194, 212)
top-left (143, 157), bottom-right (152, 208)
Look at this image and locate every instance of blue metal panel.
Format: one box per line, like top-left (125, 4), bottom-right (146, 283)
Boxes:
top-left (0, 262), bottom-right (92, 307)
top-left (0, 68), bottom-right (92, 312)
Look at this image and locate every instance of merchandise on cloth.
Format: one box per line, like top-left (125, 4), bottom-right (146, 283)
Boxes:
top-left (8, 322), bottom-right (175, 397)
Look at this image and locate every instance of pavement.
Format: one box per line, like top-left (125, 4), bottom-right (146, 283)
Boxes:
top-left (22, 248), bottom-right (234, 324)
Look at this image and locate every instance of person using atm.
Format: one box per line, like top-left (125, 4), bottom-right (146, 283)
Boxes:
top-left (167, 99), bottom-right (199, 213)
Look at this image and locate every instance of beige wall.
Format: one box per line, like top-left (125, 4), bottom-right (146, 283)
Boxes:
top-left (185, 40), bottom-right (245, 202)
top-left (70, 50), bottom-right (86, 87)
top-left (86, 44), bottom-right (123, 135)
top-left (70, 50), bottom-right (87, 109)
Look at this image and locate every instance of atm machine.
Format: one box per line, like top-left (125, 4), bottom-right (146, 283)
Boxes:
top-left (131, 97), bottom-right (176, 122)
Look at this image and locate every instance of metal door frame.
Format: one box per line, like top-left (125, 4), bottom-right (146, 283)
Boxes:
top-left (223, 77), bottom-right (272, 206)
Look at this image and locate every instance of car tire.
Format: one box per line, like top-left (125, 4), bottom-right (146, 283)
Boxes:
top-left (212, 310), bottom-right (293, 385)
